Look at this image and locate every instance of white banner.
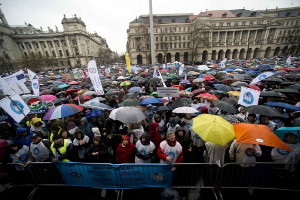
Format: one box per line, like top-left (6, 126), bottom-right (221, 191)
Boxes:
top-left (87, 60), bottom-right (104, 95)
top-left (0, 94), bottom-right (30, 123)
top-left (31, 78), bottom-right (40, 96)
top-left (0, 76), bottom-right (15, 96)
top-left (250, 72), bottom-right (274, 85)
top-left (238, 86), bottom-right (261, 107)
top-left (179, 64), bottom-right (184, 76)
top-left (157, 87), bottom-right (180, 97)
top-left (286, 55), bottom-right (292, 65)
top-left (3, 70), bottom-right (26, 84)
top-left (72, 69), bottom-right (85, 79)
top-left (27, 69), bottom-right (37, 81)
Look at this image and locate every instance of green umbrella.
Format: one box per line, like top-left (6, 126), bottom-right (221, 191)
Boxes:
top-left (150, 91), bottom-right (158, 96)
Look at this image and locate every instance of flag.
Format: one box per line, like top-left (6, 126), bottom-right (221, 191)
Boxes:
top-left (153, 66), bottom-right (158, 78)
top-left (286, 55), bottom-right (292, 65)
top-left (27, 69), bottom-right (37, 81)
top-left (157, 70), bottom-right (167, 87)
top-left (238, 87), bottom-right (261, 107)
top-left (184, 74), bottom-right (187, 80)
top-left (31, 78), bottom-right (40, 96)
top-left (0, 76), bottom-right (15, 96)
top-left (179, 64), bottom-right (184, 76)
top-left (87, 60), bottom-right (104, 95)
top-left (0, 94), bottom-right (30, 123)
top-left (250, 72), bottom-right (274, 85)
top-left (219, 58), bottom-right (227, 68)
top-left (125, 52), bottom-right (131, 73)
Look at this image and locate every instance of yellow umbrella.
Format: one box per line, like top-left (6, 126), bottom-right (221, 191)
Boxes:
top-left (120, 81), bottom-right (131, 86)
top-left (192, 114), bottom-right (235, 145)
top-left (227, 91), bottom-right (240, 97)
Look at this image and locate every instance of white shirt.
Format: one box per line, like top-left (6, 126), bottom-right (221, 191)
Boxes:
top-left (135, 140), bottom-right (155, 163)
top-left (159, 140), bottom-right (182, 164)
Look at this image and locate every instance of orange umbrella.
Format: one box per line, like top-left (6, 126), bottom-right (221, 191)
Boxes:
top-left (234, 123), bottom-right (292, 151)
top-left (171, 85), bottom-right (185, 90)
top-left (196, 93), bottom-right (219, 101)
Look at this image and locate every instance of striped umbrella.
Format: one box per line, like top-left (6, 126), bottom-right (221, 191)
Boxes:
top-left (43, 104), bottom-right (84, 120)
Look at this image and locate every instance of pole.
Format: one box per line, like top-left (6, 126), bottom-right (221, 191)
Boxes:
top-left (6, 95), bottom-right (30, 121)
top-left (149, 0), bottom-right (156, 65)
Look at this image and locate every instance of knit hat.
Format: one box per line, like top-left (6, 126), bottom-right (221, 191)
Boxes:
top-left (166, 132), bottom-right (175, 137)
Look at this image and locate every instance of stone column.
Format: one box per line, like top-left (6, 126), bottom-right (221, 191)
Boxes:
top-left (253, 30), bottom-right (258, 45)
top-left (263, 28), bottom-right (270, 44)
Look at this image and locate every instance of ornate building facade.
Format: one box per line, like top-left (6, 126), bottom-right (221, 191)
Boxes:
top-left (127, 6), bottom-right (300, 65)
top-left (0, 9), bottom-right (110, 72)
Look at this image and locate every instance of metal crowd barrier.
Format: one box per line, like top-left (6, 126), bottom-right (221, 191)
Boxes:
top-left (1, 162), bottom-right (300, 191)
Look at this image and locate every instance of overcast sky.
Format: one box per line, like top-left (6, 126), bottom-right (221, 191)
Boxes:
top-left (1, 0), bottom-right (299, 54)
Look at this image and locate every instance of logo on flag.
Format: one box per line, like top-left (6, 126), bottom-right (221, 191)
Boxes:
top-left (33, 83), bottom-right (39, 89)
top-left (238, 87), bottom-right (261, 107)
top-left (10, 100), bottom-right (24, 114)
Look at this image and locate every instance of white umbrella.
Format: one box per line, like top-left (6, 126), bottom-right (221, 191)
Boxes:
top-left (117, 76), bottom-right (125, 80)
top-left (109, 107), bottom-right (124, 120)
top-left (197, 65), bottom-right (210, 71)
top-left (172, 106), bottom-right (199, 114)
top-left (115, 107), bottom-right (146, 123)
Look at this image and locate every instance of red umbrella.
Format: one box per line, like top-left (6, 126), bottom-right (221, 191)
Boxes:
top-left (73, 95), bottom-right (92, 101)
top-left (196, 93), bottom-right (219, 101)
top-left (171, 85), bottom-right (185, 90)
top-left (66, 89), bottom-right (80, 93)
top-left (68, 81), bottom-right (80, 85)
top-left (248, 84), bottom-right (261, 91)
top-left (203, 75), bottom-right (215, 81)
top-left (192, 88), bottom-right (206, 95)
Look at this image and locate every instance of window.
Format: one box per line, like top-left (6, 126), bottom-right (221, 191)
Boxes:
top-left (172, 19), bottom-right (176, 23)
top-left (28, 43), bottom-right (32, 49)
top-left (183, 36), bottom-right (186, 40)
top-left (75, 47), bottom-right (79, 56)
top-left (52, 50), bottom-right (56, 57)
top-left (179, 36), bottom-right (181, 41)
top-left (234, 22), bottom-right (238, 26)
top-left (45, 51), bottom-right (49, 58)
top-left (35, 43), bottom-right (39, 48)
top-left (65, 49), bottom-right (70, 56)
top-left (21, 44), bottom-right (25, 49)
top-left (38, 51), bottom-right (42, 58)
top-left (227, 23), bottom-right (231, 27)
top-left (222, 13), bottom-right (227, 17)
top-left (156, 37), bottom-right (158, 41)
top-left (242, 22), bottom-right (246, 26)
top-left (237, 13), bottom-right (242, 17)
top-left (57, 41), bottom-right (60, 47)
top-left (174, 42), bottom-right (177, 48)
top-left (72, 39), bottom-right (77, 45)
top-left (179, 43), bottom-right (181, 48)
top-left (49, 41), bottom-right (53, 48)
top-left (158, 19), bottom-right (162, 23)
top-left (219, 22), bottom-right (223, 27)
top-left (24, 52), bottom-right (28, 58)
top-left (61, 61), bottom-right (64, 65)
top-left (183, 42), bottom-right (186, 48)
top-left (165, 37), bottom-right (168, 41)
top-left (62, 40), bottom-right (67, 46)
top-left (59, 50), bottom-right (63, 57)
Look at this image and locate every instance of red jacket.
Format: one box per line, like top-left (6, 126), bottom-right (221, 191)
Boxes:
top-left (115, 135), bottom-right (135, 164)
top-left (148, 122), bottom-right (162, 148)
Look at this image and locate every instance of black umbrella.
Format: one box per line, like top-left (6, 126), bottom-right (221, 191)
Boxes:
top-left (154, 105), bottom-right (172, 112)
top-left (214, 84), bottom-right (232, 92)
top-left (171, 98), bottom-right (193, 108)
top-left (122, 93), bottom-right (138, 100)
top-left (287, 84), bottom-right (300, 92)
top-left (223, 97), bottom-right (238, 105)
top-left (273, 88), bottom-right (300, 94)
top-left (244, 105), bottom-right (283, 117)
top-left (54, 98), bottom-right (69, 105)
top-left (119, 99), bottom-right (139, 107)
top-left (149, 78), bottom-right (161, 85)
top-left (210, 90), bottom-right (229, 97)
top-left (260, 91), bottom-right (287, 98)
top-left (212, 100), bottom-right (239, 114)
top-left (261, 77), bottom-right (283, 83)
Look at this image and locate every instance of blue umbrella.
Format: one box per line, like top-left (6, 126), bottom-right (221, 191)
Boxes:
top-left (257, 64), bottom-right (273, 71)
top-left (129, 87), bottom-right (142, 93)
top-left (264, 102), bottom-right (300, 111)
top-left (86, 110), bottom-right (103, 118)
top-left (140, 97), bottom-right (161, 105)
top-left (58, 83), bottom-right (69, 89)
top-left (274, 127), bottom-right (300, 143)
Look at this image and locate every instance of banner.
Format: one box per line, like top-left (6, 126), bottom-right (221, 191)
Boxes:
top-left (27, 69), bottom-right (37, 81)
top-left (125, 52), bottom-right (131, 73)
top-left (286, 55), bottom-right (292, 65)
top-left (72, 69), bottom-right (85, 79)
top-left (238, 86), bottom-right (261, 107)
top-left (2, 70), bottom-right (30, 94)
top-left (0, 94), bottom-right (30, 123)
top-left (157, 87), bottom-right (180, 97)
top-left (250, 71), bottom-right (274, 85)
top-left (219, 58), bottom-right (227, 68)
top-left (0, 76), bottom-right (15, 96)
top-left (87, 60), bottom-right (104, 95)
top-left (23, 96), bottom-right (46, 114)
top-left (31, 78), bottom-right (40, 96)
top-left (178, 64), bottom-right (184, 76)
top-left (56, 162), bottom-right (173, 189)
top-left (157, 70), bottom-right (167, 87)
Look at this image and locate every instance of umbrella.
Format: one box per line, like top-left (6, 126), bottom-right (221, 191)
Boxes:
top-left (73, 95), bottom-right (92, 101)
top-left (120, 81), bottom-right (131, 87)
top-left (287, 84), bottom-right (300, 92)
top-left (54, 98), bottom-right (69, 105)
top-left (58, 84), bottom-right (69, 89)
top-left (171, 98), bottom-right (193, 108)
top-left (109, 107), bottom-right (124, 120)
top-left (68, 81), bottom-right (79, 85)
top-left (264, 102), bottom-right (300, 111)
top-left (214, 84), bottom-right (232, 92)
top-left (117, 76), bottom-right (125, 80)
top-left (196, 93), bottom-right (219, 101)
top-left (83, 91), bottom-right (97, 96)
top-left (179, 90), bottom-right (193, 98)
top-left (244, 105), bottom-right (283, 117)
top-left (40, 95), bottom-right (57, 102)
top-left (193, 78), bottom-right (205, 83)
top-left (86, 102), bottom-right (112, 110)
top-left (274, 127), bottom-right (300, 143)
top-left (273, 88), bottom-right (300, 94)
top-left (171, 85), bottom-right (185, 90)
top-left (260, 91), bottom-right (287, 98)
top-left (234, 123), bottom-right (292, 151)
top-left (154, 105), bottom-right (171, 112)
top-left (150, 91), bottom-right (158, 96)
top-left (180, 80), bottom-right (191, 84)
top-left (122, 93), bottom-right (138, 100)
top-left (119, 99), bottom-right (139, 107)
top-left (43, 104), bottom-right (84, 120)
top-left (223, 97), bottom-right (238, 105)
top-left (227, 91), bottom-right (240, 97)
top-left (115, 107), bottom-right (146, 123)
top-left (261, 77), bottom-right (283, 83)
top-left (221, 115), bottom-right (244, 124)
top-left (212, 100), bottom-right (238, 114)
top-left (128, 87), bottom-right (142, 93)
top-left (86, 110), bottom-right (103, 118)
top-left (172, 106), bottom-right (198, 114)
top-left (149, 78), bottom-right (161, 85)
top-left (248, 84), bottom-right (261, 91)
top-left (203, 75), bottom-right (215, 81)
top-left (140, 97), bottom-right (161, 105)
top-left (40, 89), bottom-right (55, 95)
top-left (231, 81), bottom-right (248, 87)
top-left (66, 89), bottom-right (80, 93)
top-left (192, 114), bottom-right (235, 145)
top-left (192, 88), bottom-right (205, 95)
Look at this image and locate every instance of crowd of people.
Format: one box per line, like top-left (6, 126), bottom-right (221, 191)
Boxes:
top-left (0, 57), bottom-right (300, 172)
